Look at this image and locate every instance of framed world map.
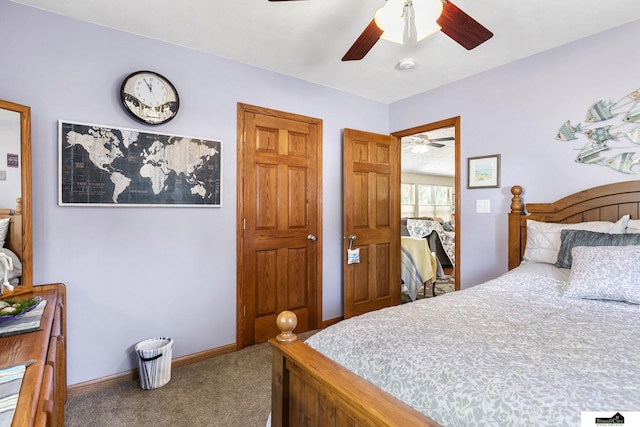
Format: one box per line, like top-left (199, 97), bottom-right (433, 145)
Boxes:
top-left (58, 121), bottom-right (222, 207)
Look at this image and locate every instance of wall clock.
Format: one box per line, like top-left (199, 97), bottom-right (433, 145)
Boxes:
top-left (120, 71), bottom-right (179, 125)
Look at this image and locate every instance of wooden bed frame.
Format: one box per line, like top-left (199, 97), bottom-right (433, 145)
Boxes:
top-left (507, 181), bottom-right (640, 270)
top-left (270, 181), bottom-right (640, 427)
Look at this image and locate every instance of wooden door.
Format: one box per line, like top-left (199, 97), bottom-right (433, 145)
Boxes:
top-left (343, 128), bottom-right (400, 318)
top-left (237, 103), bottom-right (322, 348)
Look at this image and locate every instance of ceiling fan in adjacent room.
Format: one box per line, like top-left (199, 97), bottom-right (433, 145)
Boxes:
top-left (268, 0), bottom-right (493, 61)
top-left (403, 134), bottom-right (454, 153)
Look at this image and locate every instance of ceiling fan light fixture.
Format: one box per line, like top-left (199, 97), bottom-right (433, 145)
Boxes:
top-left (413, 0), bottom-right (443, 41)
top-left (410, 144), bottom-right (430, 154)
top-left (375, 0), bottom-right (443, 45)
top-left (374, 1), bottom-right (405, 44)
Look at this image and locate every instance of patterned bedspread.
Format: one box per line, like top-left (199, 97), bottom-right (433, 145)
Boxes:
top-left (305, 271), bottom-right (640, 426)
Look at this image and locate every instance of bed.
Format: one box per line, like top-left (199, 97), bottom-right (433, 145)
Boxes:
top-left (0, 200), bottom-right (24, 292)
top-left (405, 218), bottom-right (455, 271)
top-left (270, 181), bottom-right (640, 426)
top-left (400, 236), bottom-right (437, 300)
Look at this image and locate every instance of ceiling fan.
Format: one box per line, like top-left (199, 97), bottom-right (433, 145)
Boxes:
top-left (268, 0), bottom-right (493, 61)
top-left (403, 134), bottom-right (454, 153)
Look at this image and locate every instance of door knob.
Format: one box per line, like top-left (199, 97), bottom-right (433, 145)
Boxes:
top-left (347, 234), bottom-right (356, 249)
top-left (307, 234), bottom-right (317, 241)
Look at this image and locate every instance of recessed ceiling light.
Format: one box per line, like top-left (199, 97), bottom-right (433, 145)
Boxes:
top-left (397, 58), bottom-right (416, 70)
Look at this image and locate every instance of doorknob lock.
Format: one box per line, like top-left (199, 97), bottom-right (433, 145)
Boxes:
top-left (307, 234), bottom-right (317, 241)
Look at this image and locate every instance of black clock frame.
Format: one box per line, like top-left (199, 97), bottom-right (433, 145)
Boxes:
top-left (120, 70), bottom-right (180, 125)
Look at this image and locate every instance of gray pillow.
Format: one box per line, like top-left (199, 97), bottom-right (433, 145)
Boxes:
top-left (555, 229), bottom-right (640, 269)
top-left (565, 245), bottom-right (640, 304)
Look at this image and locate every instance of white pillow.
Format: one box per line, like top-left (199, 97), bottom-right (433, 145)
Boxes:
top-left (0, 218), bottom-right (10, 248)
top-left (565, 245), bottom-right (640, 304)
top-left (626, 219), bottom-right (640, 233)
top-left (523, 215), bottom-right (629, 264)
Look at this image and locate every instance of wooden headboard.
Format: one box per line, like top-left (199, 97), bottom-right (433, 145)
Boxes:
top-left (1, 206), bottom-right (23, 262)
top-left (508, 180), bottom-right (640, 269)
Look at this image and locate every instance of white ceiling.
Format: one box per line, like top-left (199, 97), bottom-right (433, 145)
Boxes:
top-left (402, 127), bottom-right (455, 176)
top-left (11, 0), bottom-right (640, 104)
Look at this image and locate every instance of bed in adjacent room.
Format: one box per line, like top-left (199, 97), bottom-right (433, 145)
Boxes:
top-left (400, 236), bottom-right (437, 300)
top-left (0, 203), bottom-right (23, 291)
top-left (405, 217), bottom-right (455, 272)
top-left (270, 181), bottom-right (640, 426)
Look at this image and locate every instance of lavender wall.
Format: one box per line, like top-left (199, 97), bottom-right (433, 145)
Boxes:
top-left (3, 0), bottom-right (640, 386)
top-left (0, 1), bottom-right (388, 385)
top-left (391, 19), bottom-right (640, 286)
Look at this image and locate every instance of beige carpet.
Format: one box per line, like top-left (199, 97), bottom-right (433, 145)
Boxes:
top-left (65, 341), bottom-right (274, 427)
top-left (66, 330), bottom-right (319, 426)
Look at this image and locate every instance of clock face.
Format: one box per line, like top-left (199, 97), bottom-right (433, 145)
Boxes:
top-left (120, 71), bottom-right (179, 125)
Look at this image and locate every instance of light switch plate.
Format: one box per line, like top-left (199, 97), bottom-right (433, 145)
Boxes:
top-left (476, 199), bottom-right (490, 213)
top-left (0, 170), bottom-right (6, 180)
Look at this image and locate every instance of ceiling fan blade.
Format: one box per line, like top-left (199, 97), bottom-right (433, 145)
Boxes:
top-left (428, 137), bottom-right (455, 142)
top-left (437, 0), bottom-right (493, 50)
top-left (342, 19), bottom-right (384, 61)
top-left (427, 142), bottom-right (446, 148)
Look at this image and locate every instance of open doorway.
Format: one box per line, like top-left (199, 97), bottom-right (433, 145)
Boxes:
top-left (393, 117), bottom-right (460, 302)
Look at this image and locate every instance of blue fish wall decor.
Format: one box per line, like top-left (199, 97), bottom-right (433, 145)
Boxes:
top-left (556, 86), bottom-right (640, 174)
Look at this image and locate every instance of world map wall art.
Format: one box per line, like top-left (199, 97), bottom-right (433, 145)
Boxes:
top-left (58, 121), bottom-right (222, 207)
top-left (556, 88), bottom-right (640, 174)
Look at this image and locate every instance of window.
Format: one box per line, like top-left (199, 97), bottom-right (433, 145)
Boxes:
top-left (400, 183), bottom-right (416, 217)
top-left (400, 183), bottom-right (415, 205)
top-left (401, 183), bottom-right (452, 220)
top-left (418, 185), bottom-right (433, 205)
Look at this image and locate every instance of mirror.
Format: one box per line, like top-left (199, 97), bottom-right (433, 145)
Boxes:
top-left (0, 99), bottom-right (32, 297)
top-left (394, 117), bottom-right (460, 295)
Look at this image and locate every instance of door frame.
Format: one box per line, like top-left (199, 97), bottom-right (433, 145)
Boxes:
top-left (236, 103), bottom-right (323, 349)
top-left (392, 116), bottom-right (460, 290)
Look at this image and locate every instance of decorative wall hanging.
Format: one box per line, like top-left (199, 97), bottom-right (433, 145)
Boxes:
top-left (555, 88), bottom-right (640, 174)
top-left (467, 154), bottom-right (500, 189)
top-left (58, 121), bottom-right (222, 207)
top-left (6, 154), bottom-right (18, 168)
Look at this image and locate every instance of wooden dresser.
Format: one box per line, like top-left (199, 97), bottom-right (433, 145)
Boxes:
top-left (0, 284), bottom-right (66, 427)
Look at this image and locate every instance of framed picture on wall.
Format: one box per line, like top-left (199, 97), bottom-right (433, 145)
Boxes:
top-left (58, 120), bottom-right (222, 207)
top-left (467, 154), bottom-right (500, 189)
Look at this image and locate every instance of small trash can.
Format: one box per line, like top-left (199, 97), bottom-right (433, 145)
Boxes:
top-left (135, 337), bottom-right (173, 390)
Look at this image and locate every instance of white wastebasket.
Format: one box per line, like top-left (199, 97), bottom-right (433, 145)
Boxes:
top-left (135, 337), bottom-right (173, 390)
